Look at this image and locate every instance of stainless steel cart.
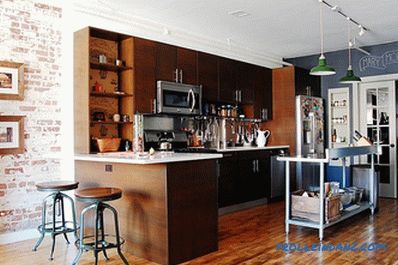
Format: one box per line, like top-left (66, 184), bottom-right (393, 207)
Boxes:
top-left (278, 146), bottom-right (380, 240)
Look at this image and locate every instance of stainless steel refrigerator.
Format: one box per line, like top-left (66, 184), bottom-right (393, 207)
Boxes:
top-left (295, 95), bottom-right (325, 190)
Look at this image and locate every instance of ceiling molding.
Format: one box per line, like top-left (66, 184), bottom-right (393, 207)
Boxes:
top-left (73, 1), bottom-right (290, 69)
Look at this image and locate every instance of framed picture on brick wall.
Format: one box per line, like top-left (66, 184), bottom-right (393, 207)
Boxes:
top-left (0, 116), bottom-right (25, 154)
top-left (0, 61), bottom-right (24, 100)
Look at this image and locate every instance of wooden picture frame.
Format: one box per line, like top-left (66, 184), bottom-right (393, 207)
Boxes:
top-left (0, 61), bottom-right (24, 100)
top-left (0, 116), bottom-right (25, 154)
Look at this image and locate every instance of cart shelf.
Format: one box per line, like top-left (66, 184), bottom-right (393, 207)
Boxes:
top-left (278, 145), bottom-right (380, 240)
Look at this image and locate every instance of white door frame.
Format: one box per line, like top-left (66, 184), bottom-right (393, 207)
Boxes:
top-left (353, 73), bottom-right (398, 198)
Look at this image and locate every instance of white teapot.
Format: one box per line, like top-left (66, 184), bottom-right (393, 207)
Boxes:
top-left (256, 129), bottom-right (271, 147)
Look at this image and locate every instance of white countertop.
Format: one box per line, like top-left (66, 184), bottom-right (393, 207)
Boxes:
top-left (218, 145), bottom-right (289, 152)
top-left (74, 152), bottom-right (222, 165)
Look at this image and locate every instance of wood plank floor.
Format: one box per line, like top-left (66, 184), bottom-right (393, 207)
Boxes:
top-left (1, 198), bottom-right (398, 265)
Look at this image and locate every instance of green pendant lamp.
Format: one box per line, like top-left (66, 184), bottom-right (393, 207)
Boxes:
top-left (340, 19), bottom-right (361, 84)
top-left (310, 0), bottom-right (336, 76)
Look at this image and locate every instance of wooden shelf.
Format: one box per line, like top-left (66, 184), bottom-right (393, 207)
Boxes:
top-left (90, 121), bottom-right (133, 125)
top-left (90, 62), bottom-right (132, 72)
top-left (90, 91), bottom-right (133, 98)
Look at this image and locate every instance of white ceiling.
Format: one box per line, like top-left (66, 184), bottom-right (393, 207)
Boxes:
top-left (88, 0), bottom-right (398, 62)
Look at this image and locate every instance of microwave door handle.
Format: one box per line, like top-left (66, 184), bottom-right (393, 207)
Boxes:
top-left (187, 90), bottom-right (191, 107)
top-left (190, 89), bottom-right (196, 112)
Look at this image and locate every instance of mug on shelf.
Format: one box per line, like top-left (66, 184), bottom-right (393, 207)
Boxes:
top-left (113, 114), bottom-right (121, 122)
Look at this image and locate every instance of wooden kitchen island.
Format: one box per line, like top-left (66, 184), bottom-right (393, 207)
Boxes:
top-left (74, 152), bottom-right (222, 265)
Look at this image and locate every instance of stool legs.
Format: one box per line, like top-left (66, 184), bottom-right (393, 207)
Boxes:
top-left (104, 203), bottom-right (129, 265)
top-left (32, 194), bottom-right (50, 251)
top-left (72, 204), bottom-right (95, 265)
top-left (63, 193), bottom-right (79, 240)
top-left (72, 202), bottom-right (129, 265)
top-left (33, 192), bottom-right (79, 261)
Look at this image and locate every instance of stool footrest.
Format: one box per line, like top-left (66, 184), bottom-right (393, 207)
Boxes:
top-left (38, 221), bottom-right (79, 235)
top-left (75, 234), bottom-right (126, 251)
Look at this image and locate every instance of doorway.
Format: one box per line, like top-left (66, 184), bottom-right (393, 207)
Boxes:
top-left (357, 80), bottom-right (396, 198)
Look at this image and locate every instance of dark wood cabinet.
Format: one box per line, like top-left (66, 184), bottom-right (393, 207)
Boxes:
top-left (155, 43), bottom-right (198, 85)
top-left (156, 42), bottom-right (177, 82)
top-left (198, 52), bottom-right (219, 102)
top-left (218, 57), bottom-right (238, 103)
top-left (218, 153), bottom-right (238, 207)
top-left (236, 62), bottom-right (255, 105)
top-left (295, 67), bottom-right (321, 96)
top-left (253, 67), bottom-right (273, 120)
top-left (134, 37), bottom-right (156, 113)
top-left (177, 47), bottom-right (198, 85)
top-left (218, 150), bottom-right (272, 208)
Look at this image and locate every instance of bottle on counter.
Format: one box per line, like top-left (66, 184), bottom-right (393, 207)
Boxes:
top-left (331, 129), bottom-right (337, 143)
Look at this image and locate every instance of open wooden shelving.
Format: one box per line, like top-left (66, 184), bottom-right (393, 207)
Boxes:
top-left (90, 62), bottom-right (133, 72)
top-left (74, 27), bottom-right (134, 153)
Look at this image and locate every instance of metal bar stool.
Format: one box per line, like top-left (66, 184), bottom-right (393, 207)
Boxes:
top-left (32, 181), bottom-right (79, 260)
top-left (72, 187), bottom-right (129, 265)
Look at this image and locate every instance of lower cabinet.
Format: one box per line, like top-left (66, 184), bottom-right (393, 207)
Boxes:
top-left (218, 150), bottom-right (271, 208)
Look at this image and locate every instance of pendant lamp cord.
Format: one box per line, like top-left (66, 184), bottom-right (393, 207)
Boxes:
top-left (320, 0), bottom-right (324, 56)
top-left (348, 19), bottom-right (352, 67)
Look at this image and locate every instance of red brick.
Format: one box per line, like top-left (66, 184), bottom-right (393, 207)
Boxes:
top-left (5, 167), bottom-right (24, 175)
top-left (7, 183), bottom-right (17, 189)
top-left (0, 184), bottom-right (7, 189)
top-left (0, 191), bottom-right (5, 197)
top-left (19, 106), bottom-right (37, 112)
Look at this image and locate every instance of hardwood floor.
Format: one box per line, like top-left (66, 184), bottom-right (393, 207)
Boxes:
top-left (1, 198), bottom-right (398, 265)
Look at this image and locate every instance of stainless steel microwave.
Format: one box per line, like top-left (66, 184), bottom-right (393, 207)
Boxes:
top-left (157, 81), bottom-right (202, 115)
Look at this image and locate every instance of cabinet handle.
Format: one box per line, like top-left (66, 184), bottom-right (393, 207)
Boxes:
top-left (179, 69), bottom-right (183, 83)
top-left (216, 160), bottom-right (220, 178)
top-left (235, 90), bottom-right (238, 102)
top-left (252, 160), bottom-right (256, 173)
top-left (256, 160), bottom-right (259, 173)
top-left (239, 90), bottom-right (242, 102)
top-left (174, 69), bottom-right (179, 82)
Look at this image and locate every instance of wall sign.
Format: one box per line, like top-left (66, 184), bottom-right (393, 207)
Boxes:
top-left (359, 49), bottom-right (398, 72)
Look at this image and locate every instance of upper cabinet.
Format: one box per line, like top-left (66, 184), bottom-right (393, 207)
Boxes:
top-left (295, 67), bottom-right (321, 97)
top-left (219, 57), bottom-right (238, 103)
top-left (155, 43), bottom-right (198, 85)
top-left (253, 67), bottom-right (272, 120)
top-left (133, 37), bottom-right (156, 113)
top-left (198, 52), bottom-right (219, 102)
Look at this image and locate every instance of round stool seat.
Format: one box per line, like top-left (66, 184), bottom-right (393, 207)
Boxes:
top-left (36, 181), bottom-right (79, 192)
top-left (75, 187), bottom-right (122, 202)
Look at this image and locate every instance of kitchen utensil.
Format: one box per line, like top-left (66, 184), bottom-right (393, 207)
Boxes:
top-left (121, 114), bottom-right (130, 122)
top-left (256, 129), bottom-right (271, 147)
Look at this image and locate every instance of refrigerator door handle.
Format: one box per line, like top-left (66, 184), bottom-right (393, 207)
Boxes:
top-left (310, 112), bottom-right (315, 154)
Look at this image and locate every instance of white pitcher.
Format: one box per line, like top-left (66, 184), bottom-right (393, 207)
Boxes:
top-left (256, 129), bottom-right (271, 147)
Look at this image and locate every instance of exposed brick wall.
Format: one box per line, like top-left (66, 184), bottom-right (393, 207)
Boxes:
top-left (0, 0), bottom-right (62, 233)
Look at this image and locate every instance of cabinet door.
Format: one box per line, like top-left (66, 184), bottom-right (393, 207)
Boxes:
top-left (156, 42), bottom-right (177, 82)
top-left (134, 38), bottom-right (156, 113)
top-left (237, 156), bottom-right (257, 203)
top-left (219, 57), bottom-right (237, 103)
top-left (295, 67), bottom-right (321, 96)
top-left (237, 62), bottom-right (255, 105)
top-left (198, 52), bottom-right (218, 102)
top-left (218, 154), bottom-right (238, 207)
top-left (177, 47), bottom-right (197, 85)
top-left (253, 67), bottom-right (272, 120)
top-left (237, 151), bottom-right (269, 203)
top-left (254, 151), bottom-right (270, 199)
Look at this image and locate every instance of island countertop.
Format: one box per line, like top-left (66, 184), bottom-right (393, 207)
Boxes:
top-left (74, 151), bottom-right (222, 165)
